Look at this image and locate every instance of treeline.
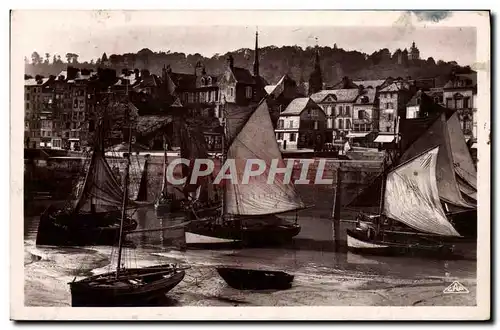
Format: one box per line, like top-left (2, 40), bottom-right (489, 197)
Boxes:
top-left (25, 45), bottom-right (473, 86)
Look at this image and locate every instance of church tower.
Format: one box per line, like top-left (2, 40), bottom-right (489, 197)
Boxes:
top-left (308, 47), bottom-right (323, 95)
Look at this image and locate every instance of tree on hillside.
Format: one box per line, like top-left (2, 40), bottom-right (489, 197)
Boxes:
top-left (427, 57), bottom-right (436, 65)
top-left (45, 53), bottom-right (50, 64)
top-left (52, 55), bottom-right (57, 64)
top-left (101, 53), bottom-right (108, 63)
top-left (24, 56), bottom-right (29, 64)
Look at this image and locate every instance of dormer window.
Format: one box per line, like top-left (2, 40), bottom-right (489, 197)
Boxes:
top-left (207, 77), bottom-right (212, 85)
top-left (200, 77), bottom-right (205, 86)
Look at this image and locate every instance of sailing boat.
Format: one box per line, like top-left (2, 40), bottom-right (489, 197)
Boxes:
top-left (346, 146), bottom-right (464, 257)
top-left (35, 114), bottom-right (138, 247)
top-left (347, 112), bottom-right (477, 241)
top-left (186, 100), bottom-right (307, 245)
top-left (69, 125), bottom-right (185, 307)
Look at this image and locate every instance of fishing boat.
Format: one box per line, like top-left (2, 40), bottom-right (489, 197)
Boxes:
top-left (346, 146), bottom-right (467, 258)
top-left (346, 112), bottom-right (477, 245)
top-left (35, 116), bottom-right (138, 247)
top-left (69, 120), bottom-right (185, 307)
top-left (186, 100), bottom-right (307, 245)
top-left (216, 267), bottom-right (294, 290)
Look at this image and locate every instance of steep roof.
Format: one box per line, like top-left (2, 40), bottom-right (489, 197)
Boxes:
top-left (169, 72), bottom-right (197, 90)
top-left (231, 66), bottom-right (255, 84)
top-left (310, 89), bottom-right (359, 103)
top-left (24, 78), bottom-right (50, 86)
top-left (355, 89), bottom-right (377, 104)
top-left (352, 79), bottom-right (387, 89)
top-left (379, 81), bottom-right (411, 92)
top-left (280, 97), bottom-right (317, 116)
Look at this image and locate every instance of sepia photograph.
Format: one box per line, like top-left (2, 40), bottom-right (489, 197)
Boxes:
top-left (10, 9), bottom-right (491, 320)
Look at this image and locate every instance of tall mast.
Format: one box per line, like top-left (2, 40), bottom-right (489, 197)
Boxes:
top-left (219, 112), bottom-right (226, 224)
top-left (377, 152), bottom-right (387, 235)
top-left (116, 82), bottom-right (132, 277)
top-left (161, 134), bottom-right (167, 193)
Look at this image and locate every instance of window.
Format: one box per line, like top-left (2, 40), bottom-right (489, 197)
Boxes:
top-left (278, 119), bottom-right (284, 129)
top-left (346, 119), bottom-right (351, 129)
top-left (463, 97), bottom-right (470, 108)
top-left (388, 113), bottom-right (394, 122)
top-left (276, 132), bottom-right (284, 140)
top-left (245, 86), bottom-right (252, 99)
top-left (327, 118), bottom-right (332, 129)
top-left (385, 103), bottom-right (390, 109)
top-left (230, 87), bottom-right (234, 97)
top-left (338, 119), bottom-right (344, 129)
top-left (386, 127), bottom-right (390, 132)
top-left (290, 133), bottom-right (297, 142)
top-left (74, 99), bottom-right (78, 108)
top-left (345, 106), bottom-right (350, 116)
top-left (26, 103), bottom-right (29, 110)
top-left (326, 106), bottom-right (332, 116)
top-left (446, 98), bottom-right (453, 108)
top-left (288, 120), bottom-right (294, 128)
top-left (314, 121), bottom-right (318, 130)
top-left (338, 106), bottom-right (343, 115)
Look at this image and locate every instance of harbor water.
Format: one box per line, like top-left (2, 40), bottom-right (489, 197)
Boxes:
top-left (24, 186), bottom-right (477, 307)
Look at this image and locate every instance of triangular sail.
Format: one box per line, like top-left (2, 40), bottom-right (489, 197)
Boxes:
top-left (446, 112), bottom-right (477, 202)
top-left (136, 157), bottom-right (149, 201)
top-left (398, 113), bottom-right (475, 210)
top-left (73, 150), bottom-right (131, 213)
top-left (224, 101), bottom-right (305, 215)
top-left (384, 147), bottom-right (461, 237)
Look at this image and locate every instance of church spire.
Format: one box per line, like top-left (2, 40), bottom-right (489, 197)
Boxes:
top-left (308, 41), bottom-right (323, 95)
top-left (253, 30), bottom-right (259, 76)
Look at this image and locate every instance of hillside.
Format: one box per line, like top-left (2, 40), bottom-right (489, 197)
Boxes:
top-left (24, 46), bottom-right (472, 87)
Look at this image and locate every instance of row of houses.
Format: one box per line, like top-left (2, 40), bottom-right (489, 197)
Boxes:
top-left (273, 72), bottom-right (478, 150)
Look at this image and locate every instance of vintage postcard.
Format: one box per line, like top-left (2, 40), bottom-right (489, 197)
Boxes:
top-left (10, 10), bottom-right (490, 320)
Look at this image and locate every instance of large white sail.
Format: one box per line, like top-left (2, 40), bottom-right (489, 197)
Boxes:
top-left (224, 101), bottom-right (305, 215)
top-left (399, 113), bottom-right (475, 210)
top-left (384, 146), bottom-right (461, 237)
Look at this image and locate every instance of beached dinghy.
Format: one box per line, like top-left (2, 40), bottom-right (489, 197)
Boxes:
top-left (216, 267), bottom-right (294, 290)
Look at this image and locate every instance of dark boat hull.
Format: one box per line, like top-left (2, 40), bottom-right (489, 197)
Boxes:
top-left (346, 229), bottom-right (458, 259)
top-left (186, 221), bottom-right (301, 246)
top-left (216, 267), bottom-right (294, 290)
top-left (448, 209), bottom-right (477, 239)
top-left (69, 265), bottom-right (185, 307)
top-left (36, 206), bottom-right (138, 247)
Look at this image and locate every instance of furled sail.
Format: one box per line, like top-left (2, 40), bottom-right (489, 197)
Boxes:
top-left (398, 113), bottom-right (475, 210)
top-left (384, 147), bottom-right (461, 237)
top-left (73, 150), bottom-right (133, 213)
top-left (178, 118), bottom-right (219, 203)
top-left (136, 156), bottom-right (149, 201)
top-left (224, 101), bottom-right (306, 215)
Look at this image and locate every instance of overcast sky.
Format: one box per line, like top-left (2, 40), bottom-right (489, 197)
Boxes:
top-left (13, 11), bottom-right (479, 66)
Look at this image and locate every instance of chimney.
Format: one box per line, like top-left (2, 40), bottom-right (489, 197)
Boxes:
top-left (227, 55), bottom-right (234, 70)
top-left (253, 31), bottom-right (259, 76)
top-left (194, 61), bottom-right (204, 77)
